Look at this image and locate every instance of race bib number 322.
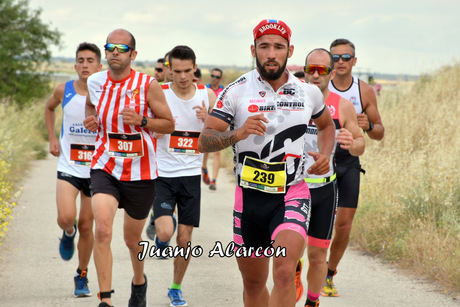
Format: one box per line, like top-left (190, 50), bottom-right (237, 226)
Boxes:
top-left (240, 156), bottom-right (286, 194)
top-left (108, 132), bottom-right (144, 158)
top-left (168, 131), bottom-right (200, 154)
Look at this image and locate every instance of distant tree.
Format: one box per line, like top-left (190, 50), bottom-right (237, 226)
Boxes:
top-left (0, 0), bottom-right (61, 107)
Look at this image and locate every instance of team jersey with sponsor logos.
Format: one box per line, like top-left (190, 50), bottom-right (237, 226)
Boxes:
top-left (328, 77), bottom-right (362, 165)
top-left (87, 70), bottom-right (158, 181)
top-left (304, 92), bottom-right (342, 189)
top-left (211, 69), bottom-right (325, 187)
top-left (156, 83), bottom-right (209, 177)
top-left (57, 80), bottom-right (97, 178)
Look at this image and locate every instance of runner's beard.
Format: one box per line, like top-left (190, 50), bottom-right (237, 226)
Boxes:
top-left (256, 52), bottom-right (288, 81)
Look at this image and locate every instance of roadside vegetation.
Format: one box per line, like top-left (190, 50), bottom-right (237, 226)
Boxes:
top-left (0, 0), bottom-right (61, 245)
top-left (0, 102), bottom-right (48, 244)
top-left (354, 64), bottom-right (460, 292)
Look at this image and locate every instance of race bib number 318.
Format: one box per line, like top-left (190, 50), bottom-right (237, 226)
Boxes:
top-left (70, 144), bottom-right (95, 166)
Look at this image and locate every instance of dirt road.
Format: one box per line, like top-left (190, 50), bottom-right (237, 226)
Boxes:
top-left (0, 156), bottom-right (458, 306)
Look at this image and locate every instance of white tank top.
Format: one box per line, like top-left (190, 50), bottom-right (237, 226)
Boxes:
top-left (57, 81), bottom-right (97, 178)
top-left (156, 83), bottom-right (210, 177)
top-left (328, 77), bottom-right (363, 114)
top-left (304, 92), bottom-right (342, 188)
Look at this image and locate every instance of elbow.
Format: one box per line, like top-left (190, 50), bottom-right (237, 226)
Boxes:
top-left (370, 126), bottom-right (384, 141)
top-left (351, 147), bottom-right (365, 157)
top-left (166, 120), bottom-right (175, 134)
top-left (197, 137), bottom-right (206, 153)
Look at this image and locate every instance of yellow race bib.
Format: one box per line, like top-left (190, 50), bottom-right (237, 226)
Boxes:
top-left (240, 156), bottom-right (286, 194)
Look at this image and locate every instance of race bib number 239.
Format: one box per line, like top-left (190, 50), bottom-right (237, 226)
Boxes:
top-left (240, 156), bottom-right (286, 194)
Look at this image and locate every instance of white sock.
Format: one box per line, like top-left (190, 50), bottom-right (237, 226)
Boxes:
top-left (65, 226), bottom-right (76, 237)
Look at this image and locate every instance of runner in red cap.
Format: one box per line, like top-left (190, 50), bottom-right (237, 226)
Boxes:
top-left (198, 19), bottom-right (335, 307)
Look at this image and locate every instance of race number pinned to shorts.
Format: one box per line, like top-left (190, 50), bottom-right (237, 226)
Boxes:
top-left (168, 131), bottom-right (200, 154)
top-left (70, 144), bottom-right (95, 166)
top-left (240, 156), bottom-right (286, 194)
top-left (107, 132), bottom-right (144, 158)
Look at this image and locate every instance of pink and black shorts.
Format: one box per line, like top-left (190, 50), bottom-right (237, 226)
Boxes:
top-left (233, 180), bottom-right (311, 251)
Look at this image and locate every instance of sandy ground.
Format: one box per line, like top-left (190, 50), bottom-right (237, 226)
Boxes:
top-left (0, 156), bottom-right (458, 306)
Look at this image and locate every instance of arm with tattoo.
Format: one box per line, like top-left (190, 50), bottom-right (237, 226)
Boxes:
top-left (198, 128), bottom-right (239, 152)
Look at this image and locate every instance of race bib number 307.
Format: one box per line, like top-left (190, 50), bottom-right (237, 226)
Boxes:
top-left (240, 156), bottom-right (286, 194)
top-left (70, 144), bottom-right (95, 166)
top-left (168, 131), bottom-right (200, 154)
top-left (108, 132), bottom-right (144, 158)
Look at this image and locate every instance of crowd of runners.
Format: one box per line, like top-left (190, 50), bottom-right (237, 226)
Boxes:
top-left (45, 19), bottom-right (384, 307)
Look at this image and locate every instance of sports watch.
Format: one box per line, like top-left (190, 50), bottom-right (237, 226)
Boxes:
top-left (366, 121), bottom-right (374, 132)
top-left (140, 116), bottom-right (147, 127)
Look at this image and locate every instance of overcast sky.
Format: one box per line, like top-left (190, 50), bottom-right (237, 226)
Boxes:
top-left (28, 0), bottom-right (459, 75)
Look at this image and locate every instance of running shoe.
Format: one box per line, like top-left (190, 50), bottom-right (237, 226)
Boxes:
top-left (304, 298), bottom-right (320, 306)
top-left (146, 212), bottom-right (156, 240)
top-left (209, 179), bottom-right (216, 191)
top-left (128, 274), bottom-right (147, 307)
top-left (295, 257), bottom-right (304, 302)
top-left (168, 288), bottom-right (187, 307)
top-left (155, 236), bottom-right (169, 260)
top-left (74, 269), bottom-right (91, 297)
top-left (201, 168), bottom-right (210, 185)
top-left (59, 224), bottom-right (76, 261)
top-left (321, 272), bottom-right (339, 297)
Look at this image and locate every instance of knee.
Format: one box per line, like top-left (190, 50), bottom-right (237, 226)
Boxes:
top-left (155, 227), bottom-right (172, 243)
top-left (176, 233), bottom-right (191, 248)
top-left (77, 219), bottom-right (93, 238)
top-left (124, 236), bottom-right (140, 250)
top-left (57, 215), bottom-right (75, 230)
top-left (335, 221), bottom-right (353, 234)
top-left (94, 222), bottom-right (112, 243)
top-left (308, 249), bottom-right (327, 267)
top-left (242, 275), bottom-right (267, 294)
top-left (272, 261), bottom-right (295, 288)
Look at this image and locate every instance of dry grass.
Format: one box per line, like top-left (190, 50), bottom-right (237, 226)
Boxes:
top-left (0, 101), bottom-right (48, 244)
top-left (353, 64), bottom-right (460, 291)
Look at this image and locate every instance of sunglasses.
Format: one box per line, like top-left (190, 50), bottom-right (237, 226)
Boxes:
top-left (155, 67), bottom-right (163, 72)
top-left (104, 43), bottom-right (132, 53)
top-left (210, 74), bottom-right (221, 79)
top-left (304, 65), bottom-right (332, 75)
top-left (332, 54), bottom-right (354, 62)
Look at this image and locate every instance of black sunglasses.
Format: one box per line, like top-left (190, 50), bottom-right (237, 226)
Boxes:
top-left (155, 67), bottom-right (163, 72)
top-left (210, 74), bottom-right (221, 79)
top-left (332, 54), bottom-right (354, 62)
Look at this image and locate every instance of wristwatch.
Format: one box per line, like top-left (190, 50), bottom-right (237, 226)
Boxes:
top-left (140, 116), bottom-right (147, 127)
top-left (365, 121), bottom-right (374, 132)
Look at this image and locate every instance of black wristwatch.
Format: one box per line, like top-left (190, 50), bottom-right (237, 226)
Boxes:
top-left (365, 121), bottom-right (374, 132)
top-left (140, 116), bottom-right (147, 127)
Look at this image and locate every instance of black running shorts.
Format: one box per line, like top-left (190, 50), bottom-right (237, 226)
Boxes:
top-left (57, 171), bottom-right (91, 197)
top-left (90, 169), bottom-right (155, 220)
top-left (336, 161), bottom-right (362, 208)
top-left (153, 175), bottom-right (201, 227)
top-left (307, 181), bottom-right (337, 248)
